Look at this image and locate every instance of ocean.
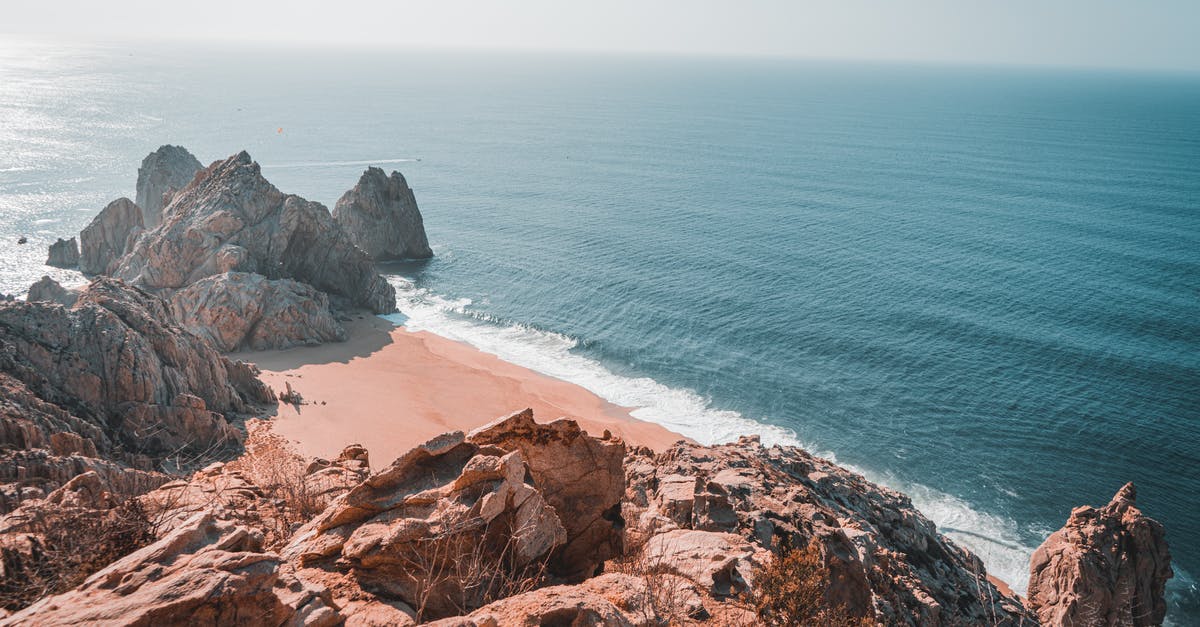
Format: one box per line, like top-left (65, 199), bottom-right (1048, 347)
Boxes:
top-left (1, 38), bottom-right (1197, 621)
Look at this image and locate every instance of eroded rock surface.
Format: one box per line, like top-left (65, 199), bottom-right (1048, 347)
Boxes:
top-left (79, 197), bottom-right (144, 275)
top-left (623, 436), bottom-right (1034, 626)
top-left (1026, 483), bottom-right (1172, 627)
top-left (333, 167), bottom-right (432, 261)
top-left (1, 512), bottom-right (338, 627)
top-left (116, 151), bottom-right (396, 313)
top-left (169, 271), bottom-right (346, 352)
top-left (0, 277), bottom-right (272, 502)
top-left (135, 145), bottom-right (202, 228)
top-left (45, 238), bottom-right (78, 268)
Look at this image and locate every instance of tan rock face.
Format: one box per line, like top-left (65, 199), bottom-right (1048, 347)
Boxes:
top-left (0, 512), bottom-right (339, 627)
top-left (467, 409), bottom-right (628, 582)
top-left (286, 430), bottom-right (568, 622)
top-left (1026, 483), bottom-right (1172, 626)
top-left (623, 436), bottom-right (1034, 626)
top-left (79, 197), bottom-right (144, 275)
top-left (135, 144), bottom-right (202, 228)
top-left (116, 151), bottom-right (396, 313)
top-left (44, 237), bottom-right (79, 268)
top-left (333, 167), bottom-right (433, 261)
top-left (169, 271), bottom-right (346, 352)
top-left (0, 277), bottom-right (272, 501)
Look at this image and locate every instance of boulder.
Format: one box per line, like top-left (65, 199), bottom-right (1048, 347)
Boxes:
top-left (45, 237), bottom-right (78, 268)
top-left (25, 276), bottom-right (77, 307)
top-left (642, 529), bottom-right (768, 599)
top-left (468, 409), bottom-right (627, 582)
top-left (136, 145), bottom-right (202, 228)
top-left (116, 151), bottom-right (396, 313)
top-left (333, 167), bottom-right (433, 260)
top-left (1026, 483), bottom-right (1172, 626)
top-left (286, 431), bottom-right (567, 622)
top-left (1, 512), bottom-right (340, 627)
top-left (169, 272), bottom-right (346, 352)
top-left (79, 197), bottom-right (144, 275)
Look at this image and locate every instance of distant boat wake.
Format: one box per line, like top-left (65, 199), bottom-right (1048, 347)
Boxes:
top-left (263, 158), bottom-right (420, 169)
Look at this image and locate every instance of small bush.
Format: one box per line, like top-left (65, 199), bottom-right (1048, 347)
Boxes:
top-left (750, 541), bottom-right (874, 627)
top-left (225, 423), bottom-right (323, 547)
top-left (0, 499), bottom-right (154, 612)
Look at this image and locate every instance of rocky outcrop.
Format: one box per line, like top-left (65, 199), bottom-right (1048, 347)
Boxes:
top-left (79, 197), bottom-right (144, 275)
top-left (333, 167), bottom-right (432, 261)
top-left (1026, 483), bottom-right (1172, 626)
top-left (45, 237), bottom-right (78, 268)
top-left (623, 436), bottom-right (1034, 625)
top-left (0, 277), bottom-right (272, 498)
top-left (467, 409), bottom-right (627, 582)
top-left (25, 276), bottom-right (77, 307)
top-left (116, 151), bottom-right (396, 313)
top-left (286, 430), bottom-right (568, 622)
top-left (1, 512), bottom-right (339, 627)
top-left (169, 272), bottom-right (346, 352)
top-left (135, 145), bottom-right (202, 228)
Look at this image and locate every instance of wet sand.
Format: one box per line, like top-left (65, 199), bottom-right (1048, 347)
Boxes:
top-left (236, 315), bottom-right (686, 467)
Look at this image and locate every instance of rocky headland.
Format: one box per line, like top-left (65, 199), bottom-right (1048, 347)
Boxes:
top-left (0, 147), bottom-right (1173, 625)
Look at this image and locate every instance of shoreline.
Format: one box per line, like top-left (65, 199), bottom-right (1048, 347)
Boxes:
top-left (236, 315), bottom-right (687, 466)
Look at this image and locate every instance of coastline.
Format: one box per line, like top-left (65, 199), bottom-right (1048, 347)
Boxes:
top-left (237, 314), bottom-right (687, 466)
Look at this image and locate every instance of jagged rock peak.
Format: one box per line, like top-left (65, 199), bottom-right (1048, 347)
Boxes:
top-left (1026, 482), bottom-right (1172, 627)
top-left (334, 166), bottom-right (433, 261)
top-left (45, 237), bottom-right (79, 268)
top-left (79, 197), bottom-right (144, 275)
top-left (116, 151), bottom-right (397, 314)
top-left (25, 275), bottom-right (77, 306)
top-left (135, 145), bottom-right (202, 228)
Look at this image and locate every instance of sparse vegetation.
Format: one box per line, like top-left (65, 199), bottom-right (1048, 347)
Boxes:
top-left (225, 423), bottom-right (323, 547)
top-left (0, 499), bottom-right (154, 612)
top-left (749, 541), bottom-right (874, 627)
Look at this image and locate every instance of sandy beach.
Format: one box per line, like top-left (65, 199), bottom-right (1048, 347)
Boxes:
top-left (237, 315), bottom-right (685, 466)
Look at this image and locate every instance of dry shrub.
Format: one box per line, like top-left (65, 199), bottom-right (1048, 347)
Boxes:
top-left (225, 422), bottom-right (323, 546)
top-left (749, 541), bottom-right (874, 627)
top-left (0, 499), bottom-right (153, 612)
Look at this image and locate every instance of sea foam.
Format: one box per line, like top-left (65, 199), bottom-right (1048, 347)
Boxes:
top-left (386, 276), bottom-right (1038, 593)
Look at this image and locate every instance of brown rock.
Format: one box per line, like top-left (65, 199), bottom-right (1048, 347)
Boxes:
top-left (135, 145), bottom-right (202, 228)
top-left (116, 151), bottom-right (396, 313)
top-left (333, 167), bottom-right (433, 260)
top-left (468, 409), bottom-right (627, 582)
top-left (45, 237), bottom-right (79, 268)
top-left (1, 512), bottom-right (340, 626)
top-left (169, 271), bottom-right (346, 352)
top-left (79, 197), bottom-right (145, 275)
top-left (1026, 482), bottom-right (1172, 626)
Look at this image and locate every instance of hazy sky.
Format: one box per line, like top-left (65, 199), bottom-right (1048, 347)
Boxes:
top-left (5, 0), bottom-right (1199, 72)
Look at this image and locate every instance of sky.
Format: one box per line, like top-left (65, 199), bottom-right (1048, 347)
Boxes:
top-left (4, 0), bottom-right (1199, 72)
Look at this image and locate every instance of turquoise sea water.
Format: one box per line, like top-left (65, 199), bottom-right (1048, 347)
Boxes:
top-left (1, 39), bottom-right (1197, 621)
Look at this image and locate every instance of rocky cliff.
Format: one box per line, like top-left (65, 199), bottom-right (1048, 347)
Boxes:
top-left (1027, 483), bottom-right (1172, 626)
top-left (44, 238), bottom-right (78, 269)
top-left (0, 277), bottom-right (272, 508)
top-left (333, 167), bottom-right (433, 260)
top-left (135, 145), bottom-right (203, 228)
top-left (79, 197), bottom-right (144, 275)
top-left (116, 151), bottom-right (396, 314)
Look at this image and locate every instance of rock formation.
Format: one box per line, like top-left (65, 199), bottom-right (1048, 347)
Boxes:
top-left (1026, 483), bottom-right (1172, 626)
top-left (135, 145), bottom-right (202, 228)
top-left (333, 167), bottom-right (433, 260)
top-left (79, 197), bottom-right (144, 275)
top-left (169, 272), bottom-right (346, 352)
top-left (25, 276), bottom-right (77, 306)
top-left (44, 237), bottom-right (78, 268)
top-left (1, 512), bottom-right (339, 627)
top-left (0, 277), bottom-right (272, 505)
top-left (116, 151), bottom-right (396, 314)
